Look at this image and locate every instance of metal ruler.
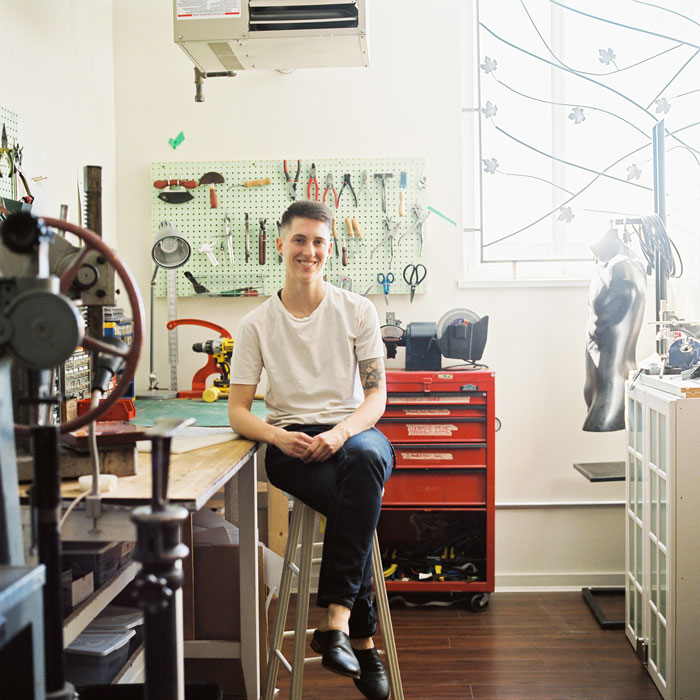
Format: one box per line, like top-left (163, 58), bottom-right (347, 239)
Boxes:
top-left (166, 268), bottom-right (179, 392)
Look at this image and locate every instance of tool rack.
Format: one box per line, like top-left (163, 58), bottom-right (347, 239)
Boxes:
top-left (150, 157), bottom-right (427, 300)
top-left (376, 370), bottom-right (495, 610)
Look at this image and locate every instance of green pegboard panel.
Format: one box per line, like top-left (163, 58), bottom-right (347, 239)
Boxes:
top-left (0, 105), bottom-right (19, 200)
top-left (150, 157), bottom-right (428, 300)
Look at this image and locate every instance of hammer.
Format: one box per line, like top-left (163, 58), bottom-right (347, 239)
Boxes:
top-left (374, 173), bottom-right (393, 213)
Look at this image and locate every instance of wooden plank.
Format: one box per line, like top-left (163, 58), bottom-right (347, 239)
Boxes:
top-left (267, 483), bottom-right (289, 557)
top-left (182, 512), bottom-right (195, 640)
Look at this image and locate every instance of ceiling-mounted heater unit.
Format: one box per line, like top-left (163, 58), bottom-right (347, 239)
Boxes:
top-left (174, 0), bottom-right (368, 100)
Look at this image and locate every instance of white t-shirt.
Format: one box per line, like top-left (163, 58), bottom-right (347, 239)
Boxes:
top-left (231, 283), bottom-right (384, 427)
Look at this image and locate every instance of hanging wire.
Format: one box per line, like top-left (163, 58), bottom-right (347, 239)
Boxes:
top-left (634, 214), bottom-right (684, 278)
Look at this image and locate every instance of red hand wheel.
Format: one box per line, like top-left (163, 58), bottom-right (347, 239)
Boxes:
top-left (4, 214), bottom-right (144, 435)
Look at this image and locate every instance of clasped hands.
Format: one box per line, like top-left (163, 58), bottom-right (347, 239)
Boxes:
top-left (276, 426), bottom-right (348, 463)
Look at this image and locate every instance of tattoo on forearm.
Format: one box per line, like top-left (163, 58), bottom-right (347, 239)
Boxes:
top-left (359, 358), bottom-right (384, 392)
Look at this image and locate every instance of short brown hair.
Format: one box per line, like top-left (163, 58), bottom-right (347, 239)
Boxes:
top-left (280, 200), bottom-right (332, 236)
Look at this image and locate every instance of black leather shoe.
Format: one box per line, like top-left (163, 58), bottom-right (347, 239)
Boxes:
top-left (352, 647), bottom-right (391, 700)
top-left (310, 629), bottom-right (361, 678)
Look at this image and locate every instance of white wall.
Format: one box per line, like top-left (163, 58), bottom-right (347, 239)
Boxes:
top-left (3, 0), bottom-right (650, 588)
top-left (3, 0), bottom-right (117, 244)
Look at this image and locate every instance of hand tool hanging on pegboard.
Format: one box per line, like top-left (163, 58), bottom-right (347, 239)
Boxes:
top-left (259, 218), bottom-right (267, 264)
top-left (244, 212), bottom-right (251, 263)
top-left (307, 163), bottom-right (319, 201)
top-left (284, 159), bottom-right (300, 201)
top-left (199, 171), bottom-right (225, 208)
top-left (374, 172), bottom-right (393, 213)
top-left (154, 178), bottom-right (196, 204)
top-left (371, 217), bottom-right (401, 267)
top-left (331, 215), bottom-right (339, 259)
top-left (323, 172), bottom-right (338, 209)
top-left (224, 213), bottom-right (234, 265)
top-left (338, 173), bottom-right (357, 207)
top-left (402, 263), bottom-right (427, 303)
top-left (397, 205), bottom-right (431, 256)
top-left (276, 221), bottom-right (283, 264)
top-left (0, 124), bottom-right (13, 180)
top-left (184, 271), bottom-right (208, 294)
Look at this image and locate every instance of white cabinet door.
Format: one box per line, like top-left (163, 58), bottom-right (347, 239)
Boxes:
top-left (625, 385), bottom-right (646, 657)
top-left (626, 378), bottom-right (700, 700)
top-left (643, 389), bottom-right (673, 697)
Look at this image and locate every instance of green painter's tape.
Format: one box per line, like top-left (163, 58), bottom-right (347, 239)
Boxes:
top-left (427, 206), bottom-right (457, 227)
top-left (168, 131), bottom-right (185, 150)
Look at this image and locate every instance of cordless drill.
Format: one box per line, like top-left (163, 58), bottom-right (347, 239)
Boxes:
top-left (192, 337), bottom-right (235, 402)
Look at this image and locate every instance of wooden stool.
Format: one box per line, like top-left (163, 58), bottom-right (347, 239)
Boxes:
top-left (262, 499), bottom-right (404, 700)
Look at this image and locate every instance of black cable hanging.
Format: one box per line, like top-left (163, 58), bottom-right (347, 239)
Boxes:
top-left (634, 214), bottom-right (683, 279)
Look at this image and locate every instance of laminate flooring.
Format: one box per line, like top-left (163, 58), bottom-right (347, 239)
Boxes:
top-left (263, 592), bottom-right (663, 700)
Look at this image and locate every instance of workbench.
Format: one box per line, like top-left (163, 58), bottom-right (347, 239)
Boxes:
top-left (21, 439), bottom-right (262, 700)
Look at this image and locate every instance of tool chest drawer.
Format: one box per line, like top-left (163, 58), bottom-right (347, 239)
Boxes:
top-left (393, 443), bottom-right (487, 469)
top-left (382, 403), bottom-right (485, 420)
top-left (385, 370), bottom-right (493, 395)
top-left (382, 469), bottom-right (486, 507)
top-left (386, 393), bottom-right (487, 409)
top-left (377, 417), bottom-right (486, 443)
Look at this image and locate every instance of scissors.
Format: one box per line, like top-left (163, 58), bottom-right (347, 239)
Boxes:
top-left (377, 272), bottom-right (395, 305)
top-left (403, 263), bottom-right (427, 303)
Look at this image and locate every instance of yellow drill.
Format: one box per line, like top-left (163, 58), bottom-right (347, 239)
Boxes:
top-left (192, 338), bottom-right (235, 402)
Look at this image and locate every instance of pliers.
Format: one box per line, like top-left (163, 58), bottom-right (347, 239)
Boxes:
top-left (284, 159), bottom-right (300, 201)
top-left (0, 124), bottom-right (14, 179)
top-left (323, 173), bottom-right (338, 209)
top-left (371, 217), bottom-right (401, 267)
top-left (337, 173), bottom-right (357, 207)
top-left (307, 163), bottom-right (319, 201)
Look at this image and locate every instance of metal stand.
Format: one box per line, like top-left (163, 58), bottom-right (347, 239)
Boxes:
top-left (581, 587), bottom-right (625, 630)
top-left (131, 418), bottom-right (194, 700)
top-left (134, 267), bottom-right (177, 400)
top-left (32, 423), bottom-right (76, 699)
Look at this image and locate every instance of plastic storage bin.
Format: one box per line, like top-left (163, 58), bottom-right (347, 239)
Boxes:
top-left (65, 629), bottom-right (135, 685)
top-left (87, 605), bottom-right (144, 656)
top-left (62, 541), bottom-right (121, 588)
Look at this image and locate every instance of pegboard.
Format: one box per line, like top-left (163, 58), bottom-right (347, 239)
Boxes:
top-left (150, 157), bottom-right (428, 300)
top-left (0, 105), bottom-right (19, 200)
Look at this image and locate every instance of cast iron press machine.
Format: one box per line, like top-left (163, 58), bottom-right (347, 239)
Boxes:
top-left (0, 206), bottom-right (198, 699)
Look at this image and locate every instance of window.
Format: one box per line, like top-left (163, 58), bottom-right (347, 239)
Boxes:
top-left (461, 0), bottom-right (700, 283)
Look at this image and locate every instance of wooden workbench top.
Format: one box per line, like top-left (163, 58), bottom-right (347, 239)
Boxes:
top-left (19, 438), bottom-right (257, 511)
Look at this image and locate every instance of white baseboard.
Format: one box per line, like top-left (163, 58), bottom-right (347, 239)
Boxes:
top-left (495, 571), bottom-right (625, 592)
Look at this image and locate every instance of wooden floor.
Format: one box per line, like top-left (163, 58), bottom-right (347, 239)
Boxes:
top-left (264, 591), bottom-right (662, 700)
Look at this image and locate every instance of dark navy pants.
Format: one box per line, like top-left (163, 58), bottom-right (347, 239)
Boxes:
top-left (265, 425), bottom-right (394, 639)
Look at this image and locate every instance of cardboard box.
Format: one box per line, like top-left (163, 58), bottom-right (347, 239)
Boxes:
top-left (193, 543), bottom-right (266, 641)
top-left (187, 543), bottom-right (267, 696)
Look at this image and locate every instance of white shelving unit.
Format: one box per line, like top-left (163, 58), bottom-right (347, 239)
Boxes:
top-left (62, 559), bottom-right (144, 684)
top-left (625, 374), bottom-right (700, 700)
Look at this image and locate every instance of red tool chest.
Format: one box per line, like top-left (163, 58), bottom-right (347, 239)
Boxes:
top-left (376, 370), bottom-right (495, 609)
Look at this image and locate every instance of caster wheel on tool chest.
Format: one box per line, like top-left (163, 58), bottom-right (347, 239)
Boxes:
top-left (470, 593), bottom-right (490, 612)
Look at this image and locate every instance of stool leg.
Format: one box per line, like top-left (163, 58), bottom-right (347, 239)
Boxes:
top-left (262, 501), bottom-right (304, 700)
top-left (289, 504), bottom-right (316, 700)
top-left (373, 532), bottom-right (404, 700)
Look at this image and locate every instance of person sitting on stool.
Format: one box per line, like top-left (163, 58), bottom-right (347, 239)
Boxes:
top-left (229, 200), bottom-right (394, 700)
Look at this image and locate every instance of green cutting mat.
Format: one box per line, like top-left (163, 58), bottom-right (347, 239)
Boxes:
top-left (133, 398), bottom-right (268, 427)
